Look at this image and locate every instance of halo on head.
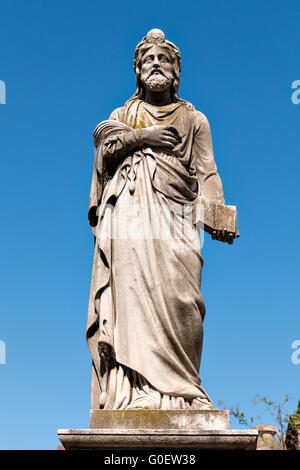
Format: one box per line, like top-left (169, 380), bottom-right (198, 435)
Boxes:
top-left (144, 28), bottom-right (165, 44)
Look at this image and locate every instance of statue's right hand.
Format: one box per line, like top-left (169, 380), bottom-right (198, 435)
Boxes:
top-left (140, 125), bottom-right (181, 149)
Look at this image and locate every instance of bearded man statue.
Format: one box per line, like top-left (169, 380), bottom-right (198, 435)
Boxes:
top-left (87, 29), bottom-right (231, 411)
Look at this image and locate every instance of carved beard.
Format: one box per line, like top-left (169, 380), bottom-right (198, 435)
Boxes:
top-left (143, 73), bottom-right (172, 91)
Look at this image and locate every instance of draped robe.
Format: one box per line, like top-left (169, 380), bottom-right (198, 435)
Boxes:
top-left (87, 99), bottom-right (225, 410)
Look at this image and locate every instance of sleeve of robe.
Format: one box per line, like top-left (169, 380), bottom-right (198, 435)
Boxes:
top-left (193, 111), bottom-right (225, 205)
top-left (94, 107), bottom-right (143, 168)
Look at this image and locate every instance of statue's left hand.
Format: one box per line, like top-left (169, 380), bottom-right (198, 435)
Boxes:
top-left (211, 230), bottom-right (235, 244)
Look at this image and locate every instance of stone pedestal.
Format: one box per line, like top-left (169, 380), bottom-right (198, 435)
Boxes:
top-left (90, 409), bottom-right (229, 430)
top-left (58, 410), bottom-right (258, 450)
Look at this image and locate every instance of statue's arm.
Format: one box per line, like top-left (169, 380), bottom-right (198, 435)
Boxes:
top-left (98, 108), bottom-right (180, 172)
top-left (93, 108), bottom-right (144, 172)
top-left (101, 129), bottom-right (144, 163)
top-left (194, 112), bottom-right (238, 244)
top-left (194, 112), bottom-right (225, 205)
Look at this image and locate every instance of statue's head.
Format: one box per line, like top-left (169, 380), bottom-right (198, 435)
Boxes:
top-left (132, 29), bottom-right (181, 101)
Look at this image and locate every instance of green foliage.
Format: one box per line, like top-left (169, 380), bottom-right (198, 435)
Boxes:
top-left (218, 395), bottom-right (299, 450)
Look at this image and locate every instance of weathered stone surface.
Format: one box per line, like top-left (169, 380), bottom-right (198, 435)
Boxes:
top-left (86, 28), bottom-right (240, 412)
top-left (254, 424), bottom-right (283, 450)
top-left (59, 410), bottom-right (257, 450)
top-left (57, 428), bottom-right (258, 450)
top-left (90, 409), bottom-right (229, 430)
top-left (194, 196), bottom-right (239, 239)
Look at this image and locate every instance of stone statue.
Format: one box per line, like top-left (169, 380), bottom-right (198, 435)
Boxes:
top-left (86, 29), bottom-right (238, 412)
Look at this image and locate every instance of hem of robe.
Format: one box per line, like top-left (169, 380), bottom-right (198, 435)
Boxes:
top-left (101, 362), bottom-right (214, 411)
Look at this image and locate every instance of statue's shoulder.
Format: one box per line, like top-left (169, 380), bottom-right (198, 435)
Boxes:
top-left (189, 108), bottom-right (211, 133)
top-left (188, 106), bottom-right (207, 122)
top-left (179, 100), bottom-right (209, 127)
top-left (108, 106), bottom-right (126, 122)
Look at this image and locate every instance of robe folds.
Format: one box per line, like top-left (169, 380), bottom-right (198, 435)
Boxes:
top-left (87, 99), bottom-right (225, 410)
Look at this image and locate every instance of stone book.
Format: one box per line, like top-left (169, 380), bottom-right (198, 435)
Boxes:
top-left (194, 196), bottom-right (239, 238)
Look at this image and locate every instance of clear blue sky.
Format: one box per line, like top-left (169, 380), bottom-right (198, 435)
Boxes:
top-left (0, 0), bottom-right (299, 449)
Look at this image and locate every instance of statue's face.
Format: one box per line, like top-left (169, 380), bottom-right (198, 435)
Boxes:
top-left (140, 45), bottom-right (174, 92)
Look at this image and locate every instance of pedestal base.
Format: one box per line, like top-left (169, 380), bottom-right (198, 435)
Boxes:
top-left (58, 410), bottom-right (257, 450)
top-left (58, 428), bottom-right (258, 450)
top-left (90, 409), bottom-right (229, 430)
